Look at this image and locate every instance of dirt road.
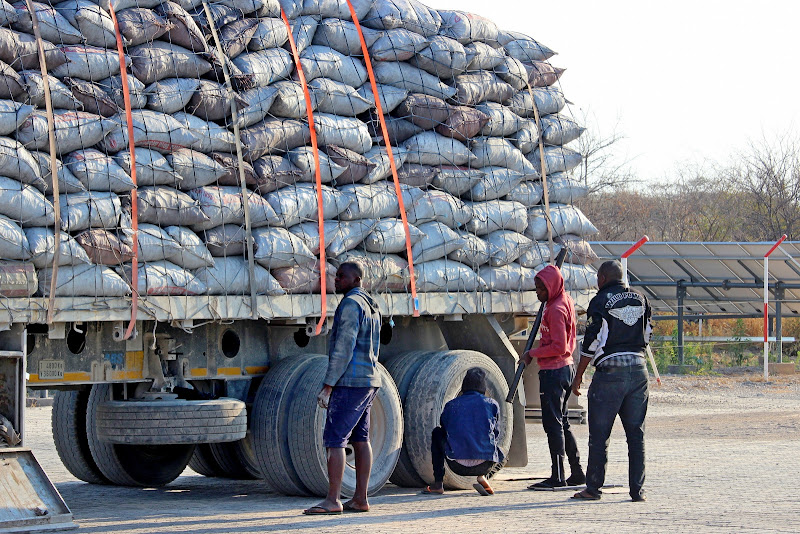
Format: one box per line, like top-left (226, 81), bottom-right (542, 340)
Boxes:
top-left (22, 373), bottom-right (800, 533)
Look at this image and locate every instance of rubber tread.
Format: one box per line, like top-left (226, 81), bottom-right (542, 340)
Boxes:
top-left (98, 429), bottom-right (247, 445)
top-left (286, 358), bottom-right (335, 497)
top-left (188, 444), bottom-right (226, 477)
top-left (251, 354), bottom-right (322, 496)
top-left (96, 398), bottom-right (245, 412)
top-left (94, 397), bottom-right (247, 444)
top-left (209, 432), bottom-right (262, 480)
top-left (403, 350), bottom-right (512, 490)
top-left (382, 350), bottom-right (438, 487)
top-left (96, 410), bottom-right (245, 419)
top-left (51, 390), bottom-right (109, 484)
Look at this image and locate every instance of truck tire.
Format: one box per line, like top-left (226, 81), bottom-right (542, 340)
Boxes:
top-left (95, 397), bottom-right (247, 445)
top-left (287, 359), bottom-right (403, 497)
top-left (86, 384), bottom-right (196, 486)
top-left (404, 350), bottom-right (512, 490)
top-left (382, 350), bottom-right (438, 487)
top-left (251, 354), bottom-right (322, 496)
top-left (188, 444), bottom-right (226, 477)
top-left (209, 431), bottom-right (262, 480)
top-left (51, 389), bottom-right (109, 484)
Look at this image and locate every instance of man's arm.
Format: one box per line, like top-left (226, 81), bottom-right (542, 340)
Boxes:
top-left (571, 355), bottom-right (592, 396)
top-left (524, 308), bottom-right (569, 364)
top-left (572, 297), bottom-right (602, 396)
top-left (323, 300), bottom-right (361, 387)
top-left (580, 298), bottom-right (603, 358)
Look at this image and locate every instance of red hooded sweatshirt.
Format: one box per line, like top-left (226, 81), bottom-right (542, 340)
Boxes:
top-left (531, 265), bottom-right (576, 370)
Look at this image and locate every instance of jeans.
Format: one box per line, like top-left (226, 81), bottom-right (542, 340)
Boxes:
top-left (430, 427), bottom-right (500, 482)
top-left (539, 366), bottom-right (581, 468)
top-left (586, 364), bottom-right (649, 499)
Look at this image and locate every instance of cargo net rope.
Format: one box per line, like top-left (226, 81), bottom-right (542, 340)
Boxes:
top-left (0, 0), bottom-right (600, 318)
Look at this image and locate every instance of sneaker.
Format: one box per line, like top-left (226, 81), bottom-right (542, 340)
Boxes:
top-left (566, 472), bottom-right (586, 486)
top-left (528, 478), bottom-right (567, 490)
top-left (631, 494), bottom-right (647, 502)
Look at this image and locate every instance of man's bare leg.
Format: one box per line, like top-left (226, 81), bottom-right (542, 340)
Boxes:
top-left (305, 447), bottom-right (345, 513)
top-left (344, 441), bottom-right (372, 511)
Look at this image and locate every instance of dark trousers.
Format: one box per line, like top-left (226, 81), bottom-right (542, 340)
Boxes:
top-left (586, 364), bottom-right (649, 499)
top-left (539, 365), bottom-right (581, 468)
top-left (430, 427), bottom-right (498, 482)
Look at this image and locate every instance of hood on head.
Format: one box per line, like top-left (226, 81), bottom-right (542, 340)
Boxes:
top-left (535, 264), bottom-right (565, 302)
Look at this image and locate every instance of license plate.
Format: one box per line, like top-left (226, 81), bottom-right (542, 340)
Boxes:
top-left (38, 360), bottom-right (64, 380)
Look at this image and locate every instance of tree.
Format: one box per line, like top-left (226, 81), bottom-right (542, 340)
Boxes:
top-left (573, 111), bottom-right (637, 194)
top-left (722, 132), bottom-right (800, 240)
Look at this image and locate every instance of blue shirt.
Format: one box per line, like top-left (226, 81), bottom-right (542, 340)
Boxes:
top-left (440, 390), bottom-right (505, 463)
top-left (324, 287), bottom-right (382, 388)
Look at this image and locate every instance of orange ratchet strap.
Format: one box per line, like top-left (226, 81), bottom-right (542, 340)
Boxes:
top-left (281, 9), bottom-right (328, 335)
top-left (108, 2), bottom-right (139, 340)
top-left (345, 0), bottom-right (420, 316)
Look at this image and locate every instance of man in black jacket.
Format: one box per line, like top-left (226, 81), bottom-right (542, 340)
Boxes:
top-left (570, 260), bottom-right (652, 502)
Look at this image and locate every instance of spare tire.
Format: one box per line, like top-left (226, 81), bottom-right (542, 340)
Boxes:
top-left (287, 359), bottom-right (403, 497)
top-left (403, 350), bottom-right (511, 490)
top-left (86, 384), bottom-right (196, 487)
top-left (95, 397), bottom-right (247, 445)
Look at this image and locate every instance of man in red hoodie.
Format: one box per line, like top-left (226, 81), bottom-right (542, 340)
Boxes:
top-left (522, 265), bottom-right (585, 489)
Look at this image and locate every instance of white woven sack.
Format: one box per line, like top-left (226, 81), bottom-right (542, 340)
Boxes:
top-left (414, 259), bottom-right (487, 292)
top-left (464, 200), bottom-right (528, 235)
top-left (25, 227), bottom-right (91, 268)
top-left (38, 264), bottom-right (129, 297)
top-left (363, 218), bottom-right (424, 253)
top-left (193, 256), bottom-right (284, 296)
top-left (253, 226), bottom-right (316, 268)
top-left (164, 226), bottom-right (214, 269)
top-left (410, 221), bottom-right (464, 262)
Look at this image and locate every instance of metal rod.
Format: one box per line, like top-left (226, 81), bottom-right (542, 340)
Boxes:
top-left (763, 235), bottom-right (786, 379)
top-left (628, 281), bottom-right (800, 290)
top-left (677, 283), bottom-right (685, 365)
top-left (776, 293), bottom-right (783, 363)
top-left (652, 314), bottom-right (773, 321)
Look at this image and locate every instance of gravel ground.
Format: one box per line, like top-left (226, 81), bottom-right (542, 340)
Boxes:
top-left (18, 373), bottom-right (800, 533)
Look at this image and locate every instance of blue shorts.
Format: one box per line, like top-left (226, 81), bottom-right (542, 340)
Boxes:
top-left (323, 386), bottom-right (378, 449)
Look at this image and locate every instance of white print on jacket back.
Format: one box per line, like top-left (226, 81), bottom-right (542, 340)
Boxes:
top-left (609, 305), bottom-right (645, 327)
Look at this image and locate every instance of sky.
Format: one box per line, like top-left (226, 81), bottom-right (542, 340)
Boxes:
top-left (430, 0), bottom-right (800, 182)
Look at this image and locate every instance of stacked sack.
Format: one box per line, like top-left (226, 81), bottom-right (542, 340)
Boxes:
top-left (0, 0), bottom-right (598, 300)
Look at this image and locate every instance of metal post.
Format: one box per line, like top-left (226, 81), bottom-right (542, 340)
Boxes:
top-left (764, 235), bottom-right (788, 379)
top-left (677, 282), bottom-right (685, 366)
top-left (776, 287), bottom-right (784, 363)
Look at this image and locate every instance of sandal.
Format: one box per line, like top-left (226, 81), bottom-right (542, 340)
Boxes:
top-left (571, 489), bottom-right (601, 501)
top-left (303, 506), bottom-right (342, 515)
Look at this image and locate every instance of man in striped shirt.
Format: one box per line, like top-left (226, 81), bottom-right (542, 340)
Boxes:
top-left (570, 260), bottom-right (652, 502)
